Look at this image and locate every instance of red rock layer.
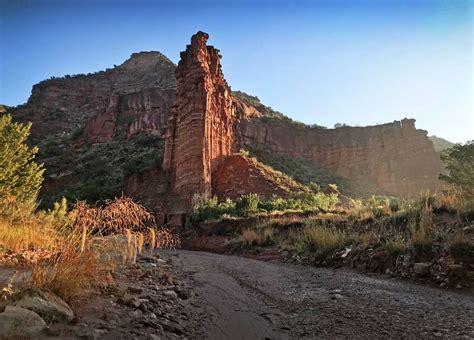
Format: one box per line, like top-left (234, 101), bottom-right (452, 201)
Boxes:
top-left (212, 155), bottom-right (303, 200)
top-left (163, 32), bottom-right (235, 204)
top-left (85, 88), bottom-right (175, 143)
top-left (236, 114), bottom-right (442, 196)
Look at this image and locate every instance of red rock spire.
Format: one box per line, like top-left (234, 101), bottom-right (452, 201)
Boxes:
top-left (163, 31), bottom-right (235, 205)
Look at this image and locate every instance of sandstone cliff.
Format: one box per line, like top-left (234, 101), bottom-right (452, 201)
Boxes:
top-left (12, 32), bottom-right (443, 209)
top-left (235, 110), bottom-right (442, 196)
top-left (163, 31), bottom-right (235, 202)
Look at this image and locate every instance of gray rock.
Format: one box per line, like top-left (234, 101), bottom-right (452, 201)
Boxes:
top-left (164, 290), bottom-right (178, 299)
top-left (331, 293), bottom-right (344, 300)
top-left (463, 225), bottom-right (474, 233)
top-left (5, 287), bottom-right (74, 322)
top-left (147, 334), bottom-right (162, 340)
top-left (413, 262), bottom-right (431, 276)
top-left (173, 286), bottom-right (192, 300)
top-left (0, 306), bottom-right (46, 338)
top-left (127, 286), bottom-right (144, 294)
top-left (117, 296), bottom-right (141, 308)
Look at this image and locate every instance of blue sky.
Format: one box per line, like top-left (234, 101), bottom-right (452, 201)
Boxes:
top-left (0, 0), bottom-right (472, 143)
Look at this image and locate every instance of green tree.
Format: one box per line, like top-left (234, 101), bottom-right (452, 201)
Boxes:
top-left (439, 141), bottom-right (474, 196)
top-left (0, 114), bottom-right (44, 201)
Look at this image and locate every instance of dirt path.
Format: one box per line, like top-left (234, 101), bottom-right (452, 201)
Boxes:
top-left (164, 250), bottom-right (474, 339)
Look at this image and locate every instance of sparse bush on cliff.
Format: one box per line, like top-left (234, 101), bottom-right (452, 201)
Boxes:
top-left (0, 114), bottom-right (44, 202)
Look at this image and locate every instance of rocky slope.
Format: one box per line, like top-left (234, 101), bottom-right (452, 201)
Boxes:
top-left (10, 31), bottom-right (444, 210)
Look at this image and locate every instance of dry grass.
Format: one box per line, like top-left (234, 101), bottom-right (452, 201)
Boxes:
top-left (298, 226), bottom-right (348, 256)
top-left (0, 195), bottom-right (179, 302)
top-left (241, 227), bottom-right (274, 246)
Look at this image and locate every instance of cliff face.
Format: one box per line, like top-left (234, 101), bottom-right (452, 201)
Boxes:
top-left (13, 32), bottom-right (443, 210)
top-left (235, 112), bottom-right (443, 196)
top-left (163, 32), bottom-right (235, 202)
top-left (15, 51), bottom-right (176, 143)
top-left (84, 88), bottom-right (175, 143)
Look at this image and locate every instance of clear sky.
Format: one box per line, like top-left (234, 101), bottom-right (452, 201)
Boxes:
top-left (0, 0), bottom-right (472, 143)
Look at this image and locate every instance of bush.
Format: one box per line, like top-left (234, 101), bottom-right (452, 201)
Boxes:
top-left (300, 226), bottom-right (348, 257)
top-left (389, 198), bottom-right (402, 212)
top-left (384, 238), bottom-right (407, 255)
top-left (192, 194), bottom-right (236, 221)
top-left (0, 114), bottom-right (44, 202)
top-left (235, 194), bottom-right (260, 216)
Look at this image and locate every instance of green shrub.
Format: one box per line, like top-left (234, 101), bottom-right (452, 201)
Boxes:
top-left (389, 198), bottom-right (402, 212)
top-left (235, 194), bottom-right (260, 216)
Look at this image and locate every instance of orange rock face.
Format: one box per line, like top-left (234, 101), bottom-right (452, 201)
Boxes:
top-left (85, 88), bottom-right (175, 143)
top-left (163, 32), bottom-right (235, 204)
top-left (236, 114), bottom-right (442, 196)
top-left (212, 155), bottom-right (303, 200)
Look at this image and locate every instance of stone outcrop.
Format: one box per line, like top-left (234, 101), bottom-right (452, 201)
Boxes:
top-left (85, 88), bottom-right (175, 143)
top-left (15, 51), bottom-right (176, 142)
top-left (212, 155), bottom-right (304, 200)
top-left (163, 32), bottom-right (235, 204)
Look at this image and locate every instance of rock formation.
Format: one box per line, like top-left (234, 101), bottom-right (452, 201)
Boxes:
top-left (12, 31), bottom-right (444, 213)
top-left (163, 31), bottom-right (235, 202)
top-left (212, 155), bottom-right (304, 200)
top-left (235, 113), bottom-right (443, 196)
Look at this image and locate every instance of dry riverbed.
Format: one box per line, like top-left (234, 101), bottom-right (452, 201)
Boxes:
top-left (1, 250), bottom-right (473, 339)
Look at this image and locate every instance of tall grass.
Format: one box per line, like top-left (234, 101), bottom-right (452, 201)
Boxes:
top-left (0, 195), bottom-right (179, 302)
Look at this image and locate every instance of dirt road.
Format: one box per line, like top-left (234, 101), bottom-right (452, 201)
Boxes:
top-left (165, 250), bottom-right (474, 339)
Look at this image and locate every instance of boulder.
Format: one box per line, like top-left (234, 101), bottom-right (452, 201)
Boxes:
top-left (6, 287), bottom-right (74, 322)
top-left (413, 262), bottom-right (431, 276)
top-left (0, 306), bottom-right (46, 338)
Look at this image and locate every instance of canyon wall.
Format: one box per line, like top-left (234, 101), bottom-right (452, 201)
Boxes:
top-left (236, 115), bottom-right (442, 196)
top-left (163, 31), bottom-right (235, 202)
top-left (13, 31), bottom-right (443, 211)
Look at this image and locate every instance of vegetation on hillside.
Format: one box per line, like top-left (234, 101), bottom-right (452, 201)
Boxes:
top-left (429, 135), bottom-right (456, 152)
top-left (439, 141), bottom-right (474, 197)
top-left (248, 147), bottom-right (379, 197)
top-left (38, 133), bottom-right (164, 206)
top-left (232, 90), bottom-right (327, 129)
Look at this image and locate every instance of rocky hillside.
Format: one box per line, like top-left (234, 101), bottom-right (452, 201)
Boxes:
top-left (429, 135), bottom-right (455, 152)
top-left (9, 32), bottom-right (444, 209)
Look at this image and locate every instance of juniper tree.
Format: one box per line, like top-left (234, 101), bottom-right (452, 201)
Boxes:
top-left (0, 114), bottom-right (44, 201)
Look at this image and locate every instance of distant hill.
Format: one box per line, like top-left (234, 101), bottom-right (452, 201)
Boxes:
top-left (429, 136), bottom-right (455, 152)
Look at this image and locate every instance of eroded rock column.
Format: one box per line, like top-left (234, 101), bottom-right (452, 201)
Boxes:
top-left (163, 32), bottom-right (235, 203)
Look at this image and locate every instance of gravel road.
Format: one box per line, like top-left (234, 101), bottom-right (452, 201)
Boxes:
top-left (166, 250), bottom-right (474, 339)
